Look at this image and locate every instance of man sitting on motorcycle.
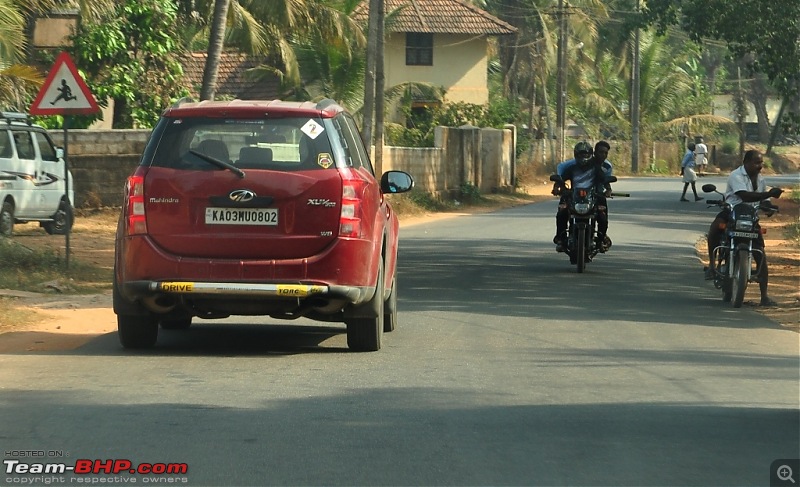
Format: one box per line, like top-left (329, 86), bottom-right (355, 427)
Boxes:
top-left (552, 140), bottom-right (614, 253)
top-left (705, 149), bottom-right (783, 306)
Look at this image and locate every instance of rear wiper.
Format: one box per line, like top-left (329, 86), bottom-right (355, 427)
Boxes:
top-left (189, 150), bottom-right (246, 179)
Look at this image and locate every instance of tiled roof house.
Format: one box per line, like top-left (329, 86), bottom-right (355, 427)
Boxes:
top-left (353, 0), bottom-right (515, 118)
top-left (180, 52), bottom-right (282, 101)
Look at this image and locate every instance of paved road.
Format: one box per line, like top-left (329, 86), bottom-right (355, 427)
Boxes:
top-left (0, 177), bottom-right (797, 486)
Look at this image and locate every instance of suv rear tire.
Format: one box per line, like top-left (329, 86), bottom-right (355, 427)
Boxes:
top-left (346, 259), bottom-right (384, 352)
top-left (384, 275), bottom-right (397, 332)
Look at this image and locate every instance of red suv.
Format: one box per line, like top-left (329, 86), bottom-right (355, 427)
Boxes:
top-left (114, 99), bottom-right (413, 351)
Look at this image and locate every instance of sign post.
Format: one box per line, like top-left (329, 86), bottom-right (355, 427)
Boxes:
top-left (29, 52), bottom-right (100, 269)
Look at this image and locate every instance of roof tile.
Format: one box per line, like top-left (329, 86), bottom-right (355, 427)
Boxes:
top-left (353, 0), bottom-right (516, 35)
top-left (181, 52), bottom-right (281, 100)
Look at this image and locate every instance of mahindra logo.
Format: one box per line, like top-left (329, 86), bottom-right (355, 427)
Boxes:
top-left (229, 189), bottom-right (256, 202)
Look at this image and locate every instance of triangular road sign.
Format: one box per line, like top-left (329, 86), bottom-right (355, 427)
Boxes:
top-left (29, 52), bottom-right (100, 116)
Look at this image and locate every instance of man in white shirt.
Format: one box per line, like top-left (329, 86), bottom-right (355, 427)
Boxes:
top-left (694, 136), bottom-right (708, 175)
top-left (704, 150), bottom-right (783, 306)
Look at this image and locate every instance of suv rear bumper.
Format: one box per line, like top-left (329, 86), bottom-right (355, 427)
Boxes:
top-left (123, 279), bottom-right (365, 302)
top-left (118, 279), bottom-right (373, 319)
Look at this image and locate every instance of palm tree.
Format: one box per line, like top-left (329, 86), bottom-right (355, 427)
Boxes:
top-left (0, 0), bottom-right (27, 64)
top-left (0, 0), bottom-right (116, 109)
top-left (200, 0), bottom-right (231, 100)
top-left (189, 0), bottom-right (364, 100)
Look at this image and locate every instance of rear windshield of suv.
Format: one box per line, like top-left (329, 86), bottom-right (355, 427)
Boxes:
top-left (147, 116), bottom-right (335, 171)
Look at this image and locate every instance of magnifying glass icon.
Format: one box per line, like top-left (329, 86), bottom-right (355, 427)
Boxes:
top-left (778, 465), bottom-right (796, 484)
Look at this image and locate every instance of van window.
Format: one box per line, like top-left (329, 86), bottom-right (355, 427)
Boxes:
top-left (36, 132), bottom-right (59, 162)
top-left (0, 131), bottom-right (11, 158)
top-left (12, 131), bottom-right (35, 160)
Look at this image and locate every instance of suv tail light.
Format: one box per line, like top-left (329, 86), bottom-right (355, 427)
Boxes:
top-left (338, 168), bottom-right (367, 238)
top-left (125, 168), bottom-right (148, 236)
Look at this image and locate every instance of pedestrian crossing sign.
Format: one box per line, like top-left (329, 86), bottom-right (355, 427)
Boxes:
top-left (29, 51), bottom-right (100, 115)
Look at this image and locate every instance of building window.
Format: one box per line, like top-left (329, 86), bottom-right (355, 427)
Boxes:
top-left (406, 33), bottom-right (433, 66)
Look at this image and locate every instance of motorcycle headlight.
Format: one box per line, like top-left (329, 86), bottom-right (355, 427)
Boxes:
top-left (735, 220), bottom-right (754, 231)
top-left (573, 203), bottom-right (591, 214)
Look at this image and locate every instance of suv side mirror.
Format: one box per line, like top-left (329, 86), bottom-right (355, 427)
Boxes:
top-left (380, 171), bottom-right (414, 194)
top-left (56, 147), bottom-right (64, 159)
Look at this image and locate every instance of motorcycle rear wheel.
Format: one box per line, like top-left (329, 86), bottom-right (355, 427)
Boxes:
top-left (576, 226), bottom-right (587, 273)
top-left (731, 248), bottom-right (750, 308)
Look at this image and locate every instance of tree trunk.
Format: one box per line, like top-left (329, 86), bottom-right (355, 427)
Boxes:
top-left (200, 0), bottom-right (231, 101)
top-left (112, 97), bottom-right (130, 129)
top-left (747, 74), bottom-right (771, 143)
top-left (374, 0), bottom-right (385, 175)
top-left (361, 0), bottom-right (380, 149)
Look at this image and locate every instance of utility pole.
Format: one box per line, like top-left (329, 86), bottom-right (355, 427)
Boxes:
top-left (556, 0), bottom-right (568, 163)
top-left (630, 0), bottom-right (641, 173)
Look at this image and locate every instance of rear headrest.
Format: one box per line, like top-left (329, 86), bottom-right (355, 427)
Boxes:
top-left (197, 139), bottom-right (229, 162)
top-left (238, 146), bottom-right (273, 165)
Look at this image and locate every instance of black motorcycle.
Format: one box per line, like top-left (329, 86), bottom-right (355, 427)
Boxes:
top-left (550, 174), bottom-right (626, 273)
top-left (702, 183), bottom-right (779, 307)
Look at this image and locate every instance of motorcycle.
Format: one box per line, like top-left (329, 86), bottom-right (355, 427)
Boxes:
top-left (550, 174), bottom-right (627, 273)
top-left (702, 183), bottom-right (779, 308)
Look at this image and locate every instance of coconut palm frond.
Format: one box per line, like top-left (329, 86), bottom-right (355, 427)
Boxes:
top-left (0, 63), bottom-right (44, 110)
top-left (384, 82), bottom-right (446, 103)
top-left (227, 2), bottom-right (270, 55)
top-left (0, 0), bottom-right (27, 64)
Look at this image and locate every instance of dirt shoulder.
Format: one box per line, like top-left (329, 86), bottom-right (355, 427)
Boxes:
top-left (0, 178), bottom-right (797, 352)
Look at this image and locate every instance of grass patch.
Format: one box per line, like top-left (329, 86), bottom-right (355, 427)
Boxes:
top-left (0, 238), bottom-right (112, 294)
top-left (0, 297), bottom-right (42, 331)
top-left (389, 185), bottom-right (541, 218)
top-left (785, 214), bottom-right (800, 246)
top-left (387, 188), bottom-right (457, 216)
top-left (788, 185), bottom-right (800, 205)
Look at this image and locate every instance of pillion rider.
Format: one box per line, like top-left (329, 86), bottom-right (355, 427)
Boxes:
top-left (552, 141), bottom-right (614, 253)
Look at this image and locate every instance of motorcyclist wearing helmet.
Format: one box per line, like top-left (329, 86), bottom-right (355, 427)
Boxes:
top-left (552, 141), bottom-right (614, 252)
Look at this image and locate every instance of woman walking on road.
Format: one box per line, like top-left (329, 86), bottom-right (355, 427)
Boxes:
top-left (680, 142), bottom-right (703, 201)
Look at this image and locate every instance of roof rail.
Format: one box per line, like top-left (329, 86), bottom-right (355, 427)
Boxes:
top-left (1, 111), bottom-right (32, 125)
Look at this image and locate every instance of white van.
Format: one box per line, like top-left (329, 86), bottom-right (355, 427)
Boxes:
top-left (0, 111), bottom-right (74, 236)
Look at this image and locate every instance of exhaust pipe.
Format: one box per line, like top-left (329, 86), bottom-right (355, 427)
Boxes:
top-left (142, 294), bottom-right (177, 313)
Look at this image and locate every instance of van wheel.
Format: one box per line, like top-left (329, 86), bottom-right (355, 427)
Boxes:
top-left (117, 314), bottom-right (159, 349)
top-left (0, 202), bottom-right (13, 237)
top-left (345, 259), bottom-right (384, 352)
top-left (43, 199), bottom-right (73, 235)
